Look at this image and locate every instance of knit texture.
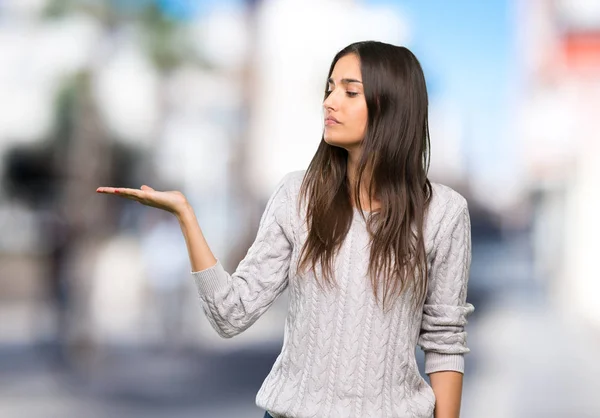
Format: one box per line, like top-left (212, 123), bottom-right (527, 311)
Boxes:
top-left (192, 170), bottom-right (474, 418)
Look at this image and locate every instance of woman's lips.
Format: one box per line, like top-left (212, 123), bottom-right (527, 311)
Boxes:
top-left (325, 118), bottom-right (340, 126)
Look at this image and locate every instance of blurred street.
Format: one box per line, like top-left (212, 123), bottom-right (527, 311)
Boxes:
top-left (0, 343), bottom-right (277, 418)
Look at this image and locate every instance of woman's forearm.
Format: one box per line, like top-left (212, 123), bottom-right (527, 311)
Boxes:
top-left (429, 370), bottom-right (463, 418)
top-left (175, 204), bottom-right (218, 272)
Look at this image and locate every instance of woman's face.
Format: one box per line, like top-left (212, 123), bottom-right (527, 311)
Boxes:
top-left (323, 53), bottom-right (368, 150)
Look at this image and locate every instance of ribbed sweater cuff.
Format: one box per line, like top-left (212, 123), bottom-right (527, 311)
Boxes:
top-left (424, 352), bottom-right (465, 374)
top-left (191, 259), bottom-right (230, 297)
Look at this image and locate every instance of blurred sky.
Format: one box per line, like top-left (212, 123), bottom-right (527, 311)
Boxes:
top-left (393, 0), bottom-right (518, 200)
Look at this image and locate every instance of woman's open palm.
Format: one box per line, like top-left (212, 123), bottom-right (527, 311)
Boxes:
top-left (96, 185), bottom-right (189, 215)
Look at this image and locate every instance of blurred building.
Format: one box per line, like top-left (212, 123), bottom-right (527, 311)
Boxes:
top-left (518, 0), bottom-right (600, 328)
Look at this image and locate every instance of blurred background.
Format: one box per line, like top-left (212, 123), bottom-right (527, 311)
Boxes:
top-left (1, 0), bottom-right (599, 417)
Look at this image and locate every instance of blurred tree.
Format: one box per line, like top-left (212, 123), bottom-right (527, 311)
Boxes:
top-left (3, 146), bottom-right (57, 207)
top-left (138, 3), bottom-right (195, 72)
top-left (5, 0), bottom-right (264, 358)
top-left (1, 65), bottom-right (144, 363)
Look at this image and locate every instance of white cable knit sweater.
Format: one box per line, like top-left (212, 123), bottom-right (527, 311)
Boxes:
top-left (192, 170), bottom-right (474, 418)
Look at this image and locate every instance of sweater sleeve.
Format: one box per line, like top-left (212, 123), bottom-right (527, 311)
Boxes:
top-left (191, 173), bottom-right (293, 338)
top-left (418, 198), bottom-right (475, 374)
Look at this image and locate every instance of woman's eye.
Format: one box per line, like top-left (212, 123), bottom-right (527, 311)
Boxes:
top-left (325, 89), bottom-right (358, 97)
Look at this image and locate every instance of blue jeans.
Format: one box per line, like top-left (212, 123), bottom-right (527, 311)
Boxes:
top-left (263, 412), bottom-right (273, 418)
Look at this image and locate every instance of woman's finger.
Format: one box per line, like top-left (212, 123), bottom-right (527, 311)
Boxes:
top-left (98, 187), bottom-right (162, 207)
top-left (96, 187), bottom-right (124, 194)
top-left (96, 187), bottom-right (142, 197)
top-left (114, 188), bottom-right (143, 197)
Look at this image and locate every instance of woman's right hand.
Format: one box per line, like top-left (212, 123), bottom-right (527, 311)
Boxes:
top-left (96, 185), bottom-right (191, 217)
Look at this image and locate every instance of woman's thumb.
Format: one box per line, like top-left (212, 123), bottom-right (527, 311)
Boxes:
top-left (141, 185), bottom-right (155, 191)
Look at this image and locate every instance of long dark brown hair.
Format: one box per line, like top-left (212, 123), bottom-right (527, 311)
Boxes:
top-left (297, 41), bottom-right (433, 313)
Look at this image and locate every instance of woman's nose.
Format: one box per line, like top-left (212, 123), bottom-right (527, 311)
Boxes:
top-left (323, 90), bottom-right (338, 110)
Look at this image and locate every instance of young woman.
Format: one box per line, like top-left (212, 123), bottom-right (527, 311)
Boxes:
top-left (97, 41), bottom-right (474, 418)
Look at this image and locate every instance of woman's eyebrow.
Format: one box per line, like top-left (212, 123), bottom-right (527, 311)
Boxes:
top-left (328, 77), bottom-right (363, 85)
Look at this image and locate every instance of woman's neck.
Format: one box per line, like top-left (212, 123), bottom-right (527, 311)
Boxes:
top-left (347, 171), bottom-right (380, 211)
top-left (346, 149), bottom-right (381, 211)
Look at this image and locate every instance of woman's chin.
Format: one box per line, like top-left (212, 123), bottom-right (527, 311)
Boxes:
top-left (324, 136), bottom-right (360, 149)
top-left (324, 135), bottom-right (344, 147)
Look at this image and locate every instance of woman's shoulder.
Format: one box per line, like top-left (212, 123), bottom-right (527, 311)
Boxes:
top-left (429, 182), bottom-right (468, 211)
top-left (426, 182), bottom-right (469, 238)
top-left (284, 169), bottom-right (307, 183)
top-left (278, 169), bottom-right (307, 195)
